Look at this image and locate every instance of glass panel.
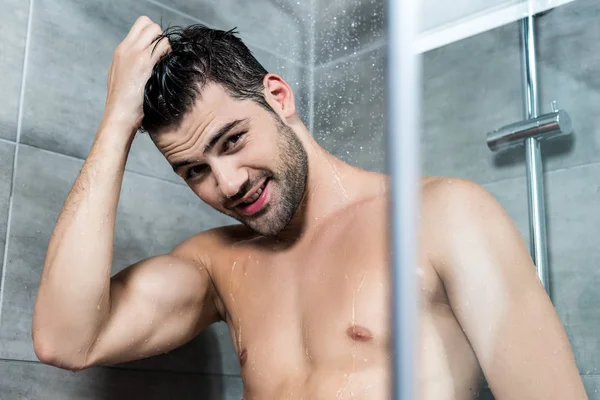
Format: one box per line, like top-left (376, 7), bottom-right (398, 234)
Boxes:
top-left (420, 0), bottom-right (595, 397)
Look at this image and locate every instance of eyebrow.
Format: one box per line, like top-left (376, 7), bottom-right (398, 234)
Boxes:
top-left (171, 118), bottom-right (250, 173)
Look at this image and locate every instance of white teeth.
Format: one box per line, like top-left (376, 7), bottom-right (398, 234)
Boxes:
top-left (243, 191), bottom-right (259, 204)
top-left (241, 182), bottom-right (266, 206)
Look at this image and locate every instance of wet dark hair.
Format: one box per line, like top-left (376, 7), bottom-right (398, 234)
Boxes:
top-left (141, 24), bottom-right (274, 133)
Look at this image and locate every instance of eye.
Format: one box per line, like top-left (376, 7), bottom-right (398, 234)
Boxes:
top-left (223, 132), bottom-right (245, 151)
top-left (186, 164), bottom-right (208, 179)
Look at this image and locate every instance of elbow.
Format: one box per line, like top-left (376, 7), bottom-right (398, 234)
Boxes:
top-left (33, 338), bottom-right (58, 365)
top-left (31, 309), bottom-right (93, 371)
top-left (32, 337), bottom-right (90, 372)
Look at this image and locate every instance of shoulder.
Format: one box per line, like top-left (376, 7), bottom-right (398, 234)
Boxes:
top-left (167, 224), bottom-right (258, 318)
top-left (420, 176), bottom-right (524, 272)
top-left (422, 175), bottom-right (490, 202)
top-left (420, 176), bottom-right (510, 250)
top-left (169, 223), bottom-right (258, 270)
top-left (421, 175), bottom-right (502, 223)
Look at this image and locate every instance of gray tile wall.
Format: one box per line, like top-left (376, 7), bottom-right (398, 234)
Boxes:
top-left (0, 0), bottom-right (29, 141)
top-left (22, 0), bottom-right (311, 184)
top-left (152, 0), bottom-right (310, 63)
top-left (0, 358), bottom-right (243, 400)
top-left (6, 0), bottom-right (597, 397)
top-left (0, 0), bottom-right (311, 398)
top-left (312, 0), bottom-right (600, 399)
top-left (314, 45), bottom-right (386, 172)
top-left (313, 0), bottom-right (386, 173)
top-left (0, 141), bottom-right (15, 280)
top-left (314, 0), bottom-right (384, 67)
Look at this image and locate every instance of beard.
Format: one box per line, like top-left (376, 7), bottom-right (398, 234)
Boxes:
top-left (226, 115), bottom-right (308, 237)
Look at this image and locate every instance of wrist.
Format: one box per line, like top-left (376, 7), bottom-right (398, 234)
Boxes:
top-left (100, 106), bottom-right (141, 133)
top-left (95, 116), bottom-right (138, 153)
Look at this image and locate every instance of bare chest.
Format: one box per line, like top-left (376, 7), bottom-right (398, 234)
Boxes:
top-left (211, 214), bottom-right (479, 398)
top-left (215, 217), bottom-right (390, 382)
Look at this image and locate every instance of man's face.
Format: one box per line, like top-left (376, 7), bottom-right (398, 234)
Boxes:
top-left (153, 84), bottom-right (308, 236)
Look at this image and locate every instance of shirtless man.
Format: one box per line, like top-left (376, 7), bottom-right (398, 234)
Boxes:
top-left (32, 17), bottom-right (587, 399)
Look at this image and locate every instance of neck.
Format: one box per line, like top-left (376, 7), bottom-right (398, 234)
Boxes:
top-left (276, 119), bottom-right (388, 241)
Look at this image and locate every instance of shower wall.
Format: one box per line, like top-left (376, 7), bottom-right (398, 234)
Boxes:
top-left (422, 0), bottom-right (600, 398)
top-left (4, 0), bottom-right (595, 398)
top-left (0, 0), bottom-right (310, 398)
top-left (312, 0), bottom-right (386, 173)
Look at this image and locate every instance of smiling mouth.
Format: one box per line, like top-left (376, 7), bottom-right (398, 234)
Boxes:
top-left (236, 179), bottom-right (270, 216)
top-left (240, 181), bottom-right (267, 205)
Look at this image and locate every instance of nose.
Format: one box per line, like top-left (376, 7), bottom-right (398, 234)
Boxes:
top-left (212, 160), bottom-right (247, 200)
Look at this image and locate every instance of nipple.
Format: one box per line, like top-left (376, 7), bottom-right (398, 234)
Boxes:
top-left (347, 324), bottom-right (373, 342)
top-left (239, 348), bottom-right (248, 367)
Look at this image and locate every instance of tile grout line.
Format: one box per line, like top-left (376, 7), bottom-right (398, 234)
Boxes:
top-left (17, 140), bottom-right (189, 188)
top-left (2, 136), bottom-right (191, 189)
top-left (0, 0), bottom-right (35, 327)
top-left (308, 0), bottom-right (316, 135)
top-left (316, 38), bottom-right (387, 71)
top-left (2, 355), bottom-right (600, 379)
top-left (142, 0), bottom-right (309, 69)
top-left (8, 136), bottom-right (600, 192)
top-left (0, 138), bottom-right (16, 147)
top-left (0, 356), bottom-right (243, 378)
top-left (479, 157), bottom-right (600, 187)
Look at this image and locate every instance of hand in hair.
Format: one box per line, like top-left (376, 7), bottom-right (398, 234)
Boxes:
top-left (103, 16), bottom-right (171, 135)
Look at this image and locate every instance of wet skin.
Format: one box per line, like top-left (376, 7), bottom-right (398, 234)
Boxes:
top-left (149, 81), bottom-right (482, 399)
top-left (66, 79), bottom-right (585, 399)
top-left (188, 191), bottom-right (481, 399)
top-left (33, 16), bottom-right (585, 399)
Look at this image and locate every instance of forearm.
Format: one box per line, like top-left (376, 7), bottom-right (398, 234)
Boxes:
top-left (33, 120), bottom-right (135, 366)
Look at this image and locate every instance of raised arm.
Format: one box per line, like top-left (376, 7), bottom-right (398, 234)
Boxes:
top-left (78, 243), bottom-right (220, 369)
top-left (32, 16), bottom-right (219, 370)
top-left (423, 177), bottom-right (587, 399)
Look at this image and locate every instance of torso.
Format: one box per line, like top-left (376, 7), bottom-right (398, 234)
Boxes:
top-left (202, 178), bottom-right (481, 399)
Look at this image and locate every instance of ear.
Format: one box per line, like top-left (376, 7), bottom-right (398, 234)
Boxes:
top-left (263, 73), bottom-right (296, 119)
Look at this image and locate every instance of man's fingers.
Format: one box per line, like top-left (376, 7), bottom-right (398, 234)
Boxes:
top-left (136, 22), bottom-right (164, 50)
top-left (150, 36), bottom-right (171, 63)
top-left (122, 16), bottom-right (154, 46)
